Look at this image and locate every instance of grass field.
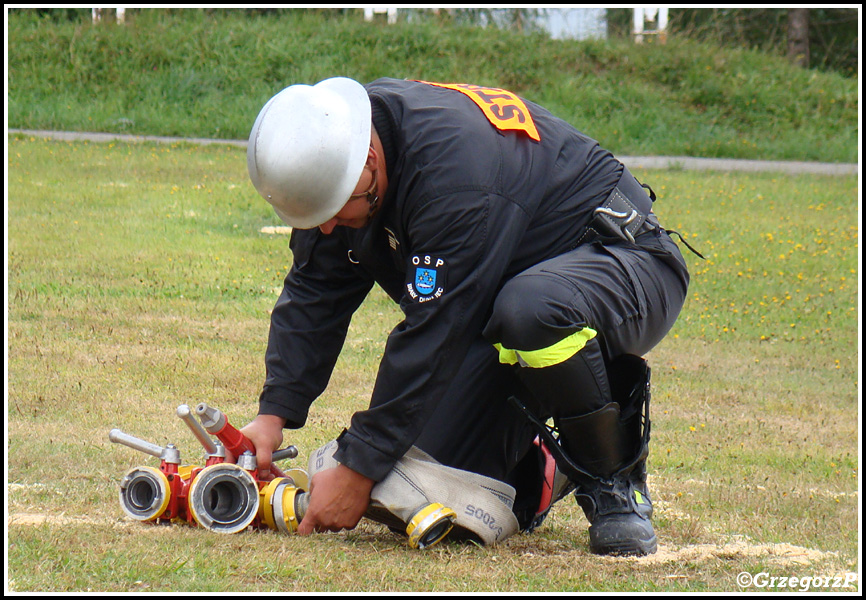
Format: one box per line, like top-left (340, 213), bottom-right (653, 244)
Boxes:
top-left (6, 135), bottom-right (860, 592)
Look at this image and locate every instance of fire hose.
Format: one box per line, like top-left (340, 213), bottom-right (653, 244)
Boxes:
top-left (109, 403), bottom-right (519, 548)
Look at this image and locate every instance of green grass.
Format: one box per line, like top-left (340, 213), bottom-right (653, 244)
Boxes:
top-left (650, 171), bottom-right (858, 345)
top-left (6, 136), bottom-right (859, 592)
top-left (7, 8), bottom-right (858, 163)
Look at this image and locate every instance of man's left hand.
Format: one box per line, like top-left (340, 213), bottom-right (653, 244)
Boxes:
top-left (297, 464), bottom-right (375, 534)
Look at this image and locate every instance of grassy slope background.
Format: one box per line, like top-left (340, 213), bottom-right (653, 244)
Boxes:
top-left (7, 9), bottom-right (858, 163)
top-left (6, 8), bottom-right (861, 593)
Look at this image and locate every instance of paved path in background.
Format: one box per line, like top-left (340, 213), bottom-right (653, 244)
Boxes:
top-left (9, 128), bottom-right (859, 176)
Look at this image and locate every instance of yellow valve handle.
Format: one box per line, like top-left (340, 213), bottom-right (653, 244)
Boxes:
top-left (177, 464), bottom-right (200, 481)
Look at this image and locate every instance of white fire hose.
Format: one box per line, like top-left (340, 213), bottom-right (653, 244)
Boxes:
top-left (304, 440), bottom-right (520, 547)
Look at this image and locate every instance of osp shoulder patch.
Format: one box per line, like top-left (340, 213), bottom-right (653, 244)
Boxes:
top-left (406, 254), bottom-right (447, 303)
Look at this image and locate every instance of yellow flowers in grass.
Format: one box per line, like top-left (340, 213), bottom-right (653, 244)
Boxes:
top-left (655, 171), bottom-right (857, 346)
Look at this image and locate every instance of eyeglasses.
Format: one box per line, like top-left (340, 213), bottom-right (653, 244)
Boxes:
top-left (349, 167), bottom-right (378, 202)
top-left (348, 166), bottom-right (380, 220)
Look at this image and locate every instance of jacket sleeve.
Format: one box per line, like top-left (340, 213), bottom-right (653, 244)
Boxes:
top-left (333, 190), bottom-right (532, 481)
top-left (258, 228), bottom-right (374, 428)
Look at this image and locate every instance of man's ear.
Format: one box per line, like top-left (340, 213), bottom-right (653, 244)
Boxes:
top-left (365, 145), bottom-right (378, 170)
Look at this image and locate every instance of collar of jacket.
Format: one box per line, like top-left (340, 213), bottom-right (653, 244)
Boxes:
top-left (370, 95), bottom-right (398, 183)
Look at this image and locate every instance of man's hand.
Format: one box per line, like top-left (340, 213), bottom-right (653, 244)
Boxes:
top-left (297, 464), bottom-right (375, 534)
top-left (239, 414), bottom-right (286, 481)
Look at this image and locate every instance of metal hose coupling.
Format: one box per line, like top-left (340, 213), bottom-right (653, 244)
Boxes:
top-left (118, 466), bottom-right (172, 522)
top-left (261, 476), bottom-right (308, 534)
top-left (405, 503), bottom-right (457, 549)
top-left (110, 428), bottom-right (182, 522)
top-left (188, 454), bottom-right (261, 534)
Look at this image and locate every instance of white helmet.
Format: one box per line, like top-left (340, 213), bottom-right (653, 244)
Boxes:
top-left (247, 77), bottom-right (371, 229)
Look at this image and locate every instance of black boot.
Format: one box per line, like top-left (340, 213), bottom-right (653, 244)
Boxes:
top-left (559, 402), bottom-right (656, 556)
top-left (509, 355), bottom-right (656, 556)
top-left (560, 355), bottom-right (655, 555)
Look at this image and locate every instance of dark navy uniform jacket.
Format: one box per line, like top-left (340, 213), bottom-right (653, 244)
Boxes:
top-left (257, 78), bottom-right (626, 482)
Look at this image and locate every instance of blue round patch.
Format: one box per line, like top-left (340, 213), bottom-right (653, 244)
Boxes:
top-left (406, 255), bottom-right (447, 303)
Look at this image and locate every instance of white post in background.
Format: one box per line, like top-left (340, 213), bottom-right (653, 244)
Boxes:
top-left (363, 7), bottom-right (397, 24)
top-left (633, 8), bottom-right (668, 44)
top-left (633, 8), bottom-right (645, 44)
top-left (657, 7), bottom-right (668, 43)
top-left (92, 8), bottom-right (126, 24)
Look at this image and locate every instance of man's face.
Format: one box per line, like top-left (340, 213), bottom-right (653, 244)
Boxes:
top-left (318, 168), bottom-right (376, 234)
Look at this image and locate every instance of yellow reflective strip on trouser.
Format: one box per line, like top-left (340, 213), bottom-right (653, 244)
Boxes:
top-left (494, 328), bottom-right (598, 369)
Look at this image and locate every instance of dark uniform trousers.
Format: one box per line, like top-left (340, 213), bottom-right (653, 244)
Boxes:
top-left (413, 225), bottom-right (689, 516)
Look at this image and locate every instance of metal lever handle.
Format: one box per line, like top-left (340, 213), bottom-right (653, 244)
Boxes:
top-left (109, 428), bottom-right (180, 463)
top-left (177, 404), bottom-right (218, 454)
top-left (272, 446), bottom-right (299, 461)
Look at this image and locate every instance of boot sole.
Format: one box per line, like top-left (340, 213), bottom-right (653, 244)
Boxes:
top-left (589, 526), bottom-right (657, 556)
